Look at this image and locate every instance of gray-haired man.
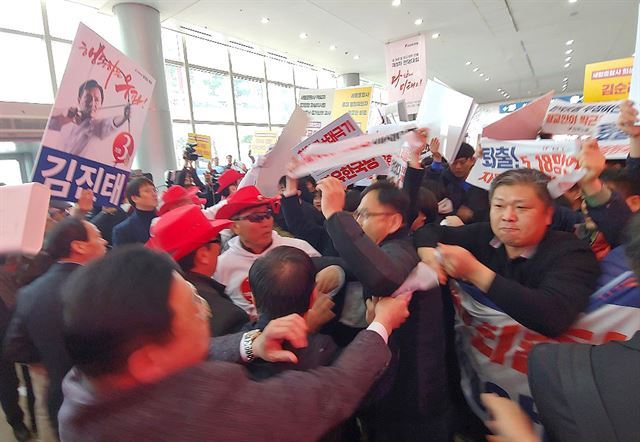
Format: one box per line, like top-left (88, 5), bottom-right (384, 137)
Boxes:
top-left (414, 168), bottom-right (600, 338)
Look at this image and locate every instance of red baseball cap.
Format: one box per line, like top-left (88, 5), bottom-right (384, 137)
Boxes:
top-left (158, 185), bottom-right (206, 216)
top-left (215, 186), bottom-right (279, 220)
top-left (216, 169), bottom-right (245, 194)
top-left (146, 205), bottom-right (232, 260)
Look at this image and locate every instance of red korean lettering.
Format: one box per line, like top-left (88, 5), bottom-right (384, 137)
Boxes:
top-left (614, 82), bottom-right (630, 95)
top-left (490, 325), bottom-right (520, 365)
top-left (601, 84), bottom-right (614, 96)
top-left (512, 331), bottom-right (551, 374)
top-left (602, 331), bottom-right (628, 343)
top-left (471, 322), bottom-right (497, 358)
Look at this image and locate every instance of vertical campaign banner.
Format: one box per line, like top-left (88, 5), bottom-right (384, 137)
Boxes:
top-left (385, 34), bottom-right (427, 115)
top-left (33, 23), bottom-right (155, 207)
top-left (331, 86), bottom-right (373, 132)
top-left (187, 133), bottom-right (212, 160)
top-left (297, 89), bottom-right (335, 136)
top-left (583, 57), bottom-right (632, 102)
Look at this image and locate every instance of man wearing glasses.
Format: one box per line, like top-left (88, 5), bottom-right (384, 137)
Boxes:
top-left (213, 186), bottom-right (328, 320)
top-left (426, 141), bottom-right (489, 224)
top-left (316, 178), bottom-right (450, 441)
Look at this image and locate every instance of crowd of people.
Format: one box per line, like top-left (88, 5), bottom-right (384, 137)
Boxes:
top-left (0, 101), bottom-right (638, 442)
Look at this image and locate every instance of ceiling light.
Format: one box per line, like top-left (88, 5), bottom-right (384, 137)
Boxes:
top-left (261, 17), bottom-right (270, 24)
top-left (563, 77), bottom-right (568, 81)
top-left (484, 77), bottom-right (490, 81)
top-left (505, 94), bottom-right (510, 98)
top-left (565, 49), bottom-right (573, 55)
top-left (392, 0), bottom-right (401, 6)
top-left (329, 45), bottom-right (336, 50)
top-left (565, 56), bottom-right (572, 62)
top-left (431, 32), bottom-right (440, 39)
top-left (465, 61), bottom-right (472, 66)
top-left (479, 73), bottom-right (484, 77)
top-left (497, 88), bottom-right (502, 92)
top-left (353, 55), bottom-right (360, 60)
top-left (566, 39), bottom-right (574, 45)
top-left (299, 32), bottom-right (308, 39)
top-left (472, 67), bottom-right (479, 72)
top-left (415, 18), bottom-right (423, 25)
top-left (568, 0), bottom-right (577, 3)
top-left (564, 62), bottom-right (571, 68)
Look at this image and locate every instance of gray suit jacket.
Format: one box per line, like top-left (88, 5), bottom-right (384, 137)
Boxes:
top-left (58, 330), bottom-right (390, 442)
top-left (529, 332), bottom-right (640, 442)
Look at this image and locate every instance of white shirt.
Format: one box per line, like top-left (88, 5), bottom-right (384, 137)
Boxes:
top-left (48, 115), bottom-right (116, 157)
top-left (214, 231), bottom-right (320, 319)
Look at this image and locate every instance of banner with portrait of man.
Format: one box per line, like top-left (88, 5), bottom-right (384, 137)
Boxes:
top-left (33, 23), bottom-right (155, 206)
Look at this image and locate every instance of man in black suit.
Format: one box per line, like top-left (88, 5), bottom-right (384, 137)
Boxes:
top-left (482, 213), bottom-right (640, 442)
top-left (317, 177), bottom-right (450, 441)
top-left (3, 217), bottom-right (107, 434)
top-left (247, 246), bottom-right (338, 380)
top-left (112, 177), bottom-right (158, 246)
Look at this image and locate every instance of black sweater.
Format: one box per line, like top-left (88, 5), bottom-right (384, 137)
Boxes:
top-left (413, 222), bottom-right (600, 337)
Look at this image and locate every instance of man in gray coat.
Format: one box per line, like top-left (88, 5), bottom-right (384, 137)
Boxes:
top-left (58, 246), bottom-right (410, 441)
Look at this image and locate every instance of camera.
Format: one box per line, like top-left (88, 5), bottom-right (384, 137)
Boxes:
top-left (183, 142), bottom-right (200, 162)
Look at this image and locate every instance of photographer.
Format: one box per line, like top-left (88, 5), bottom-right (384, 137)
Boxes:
top-left (175, 143), bottom-right (207, 191)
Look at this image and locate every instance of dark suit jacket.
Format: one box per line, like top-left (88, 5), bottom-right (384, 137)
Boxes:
top-left (325, 212), bottom-right (449, 438)
top-left (90, 207), bottom-right (127, 246)
top-left (528, 332), bottom-right (640, 442)
top-left (185, 272), bottom-right (248, 337)
top-left (248, 331), bottom-right (338, 381)
top-left (425, 165), bottom-right (489, 223)
top-left (112, 209), bottom-right (157, 246)
top-left (3, 262), bottom-right (80, 428)
top-left (58, 330), bottom-right (390, 442)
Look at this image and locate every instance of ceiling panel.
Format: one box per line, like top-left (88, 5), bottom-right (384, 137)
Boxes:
top-left (77, 0), bottom-right (637, 103)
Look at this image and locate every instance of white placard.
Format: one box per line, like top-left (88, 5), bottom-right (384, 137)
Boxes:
top-left (416, 80), bottom-right (475, 162)
top-left (291, 123), bottom-right (418, 178)
top-left (0, 183), bottom-right (51, 255)
top-left (249, 107), bottom-right (309, 197)
top-left (542, 100), bottom-right (621, 136)
top-left (297, 89), bottom-right (335, 136)
top-left (467, 139), bottom-right (580, 190)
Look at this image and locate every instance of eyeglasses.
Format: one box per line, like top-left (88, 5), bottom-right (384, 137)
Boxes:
top-left (353, 209), bottom-right (397, 221)
top-left (232, 209), bottom-right (274, 223)
top-left (187, 282), bottom-right (212, 320)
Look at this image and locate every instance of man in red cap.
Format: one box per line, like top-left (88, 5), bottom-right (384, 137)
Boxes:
top-left (147, 205), bottom-right (249, 336)
top-left (157, 185), bottom-right (207, 216)
top-left (215, 169), bottom-right (244, 200)
top-left (213, 186), bottom-right (337, 319)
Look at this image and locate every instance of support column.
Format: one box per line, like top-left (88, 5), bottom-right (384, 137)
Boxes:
top-left (113, 2), bottom-right (176, 184)
top-left (338, 73), bottom-right (360, 88)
